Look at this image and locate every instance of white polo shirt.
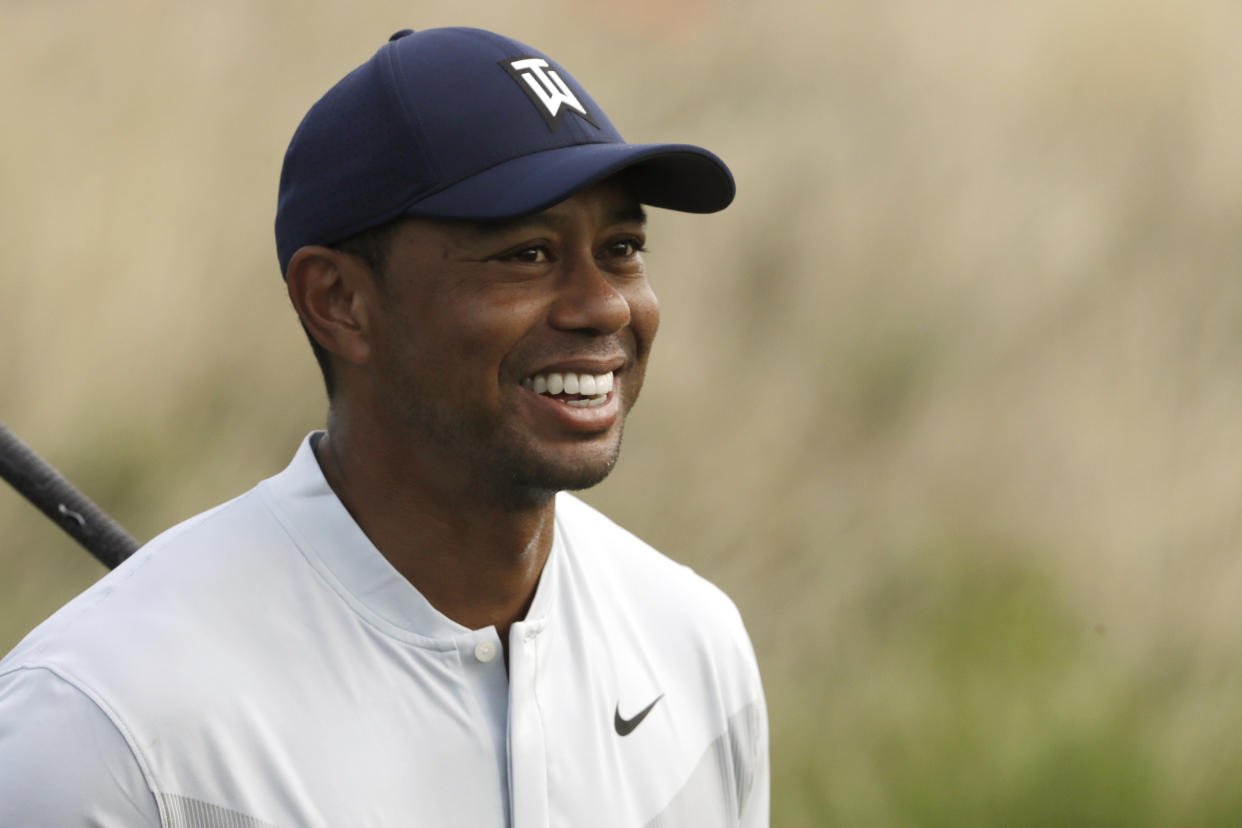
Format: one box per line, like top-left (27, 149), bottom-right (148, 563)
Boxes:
top-left (0, 435), bottom-right (768, 827)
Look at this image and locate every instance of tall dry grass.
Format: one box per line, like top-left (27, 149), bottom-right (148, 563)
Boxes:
top-left (4, 0), bottom-right (1242, 822)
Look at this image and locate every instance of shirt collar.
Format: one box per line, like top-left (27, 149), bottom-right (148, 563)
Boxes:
top-left (258, 432), bottom-right (561, 646)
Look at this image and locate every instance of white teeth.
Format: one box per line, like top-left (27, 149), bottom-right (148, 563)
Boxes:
top-left (566, 395), bottom-right (609, 408)
top-left (522, 370), bottom-right (615, 403)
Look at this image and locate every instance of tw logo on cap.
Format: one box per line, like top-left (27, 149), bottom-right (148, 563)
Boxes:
top-left (502, 57), bottom-right (599, 130)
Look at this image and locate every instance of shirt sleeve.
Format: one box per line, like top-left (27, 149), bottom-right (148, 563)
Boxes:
top-left (733, 607), bottom-right (770, 828)
top-left (0, 666), bottom-right (162, 827)
top-left (738, 687), bottom-right (770, 828)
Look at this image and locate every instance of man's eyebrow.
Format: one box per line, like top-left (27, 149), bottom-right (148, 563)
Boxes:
top-left (467, 203), bottom-right (647, 239)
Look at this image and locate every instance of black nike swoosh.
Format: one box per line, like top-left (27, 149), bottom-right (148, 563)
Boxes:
top-left (614, 694), bottom-right (664, 736)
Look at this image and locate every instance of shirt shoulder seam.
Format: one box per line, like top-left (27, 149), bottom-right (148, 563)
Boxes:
top-left (0, 663), bottom-right (164, 822)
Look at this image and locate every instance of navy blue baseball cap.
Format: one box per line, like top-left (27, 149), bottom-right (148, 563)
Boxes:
top-left (275, 27), bottom-right (735, 274)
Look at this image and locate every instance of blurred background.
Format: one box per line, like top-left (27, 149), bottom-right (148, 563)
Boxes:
top-left (4, 0), bottom-right (1242, 823)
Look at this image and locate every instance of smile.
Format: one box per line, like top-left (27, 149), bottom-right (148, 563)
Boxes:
top-left (521, 371), bottom-right (614, 408)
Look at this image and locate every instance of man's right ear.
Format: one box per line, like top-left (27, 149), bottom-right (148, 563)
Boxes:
top-left (284, 246), bottom-right (376, 367)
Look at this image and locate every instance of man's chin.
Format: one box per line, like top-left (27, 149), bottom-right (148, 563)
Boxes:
top-left (489, 441), bottom-right (623, 505)
top-left (549, 457), bottom-right (619, 493)
top-left (529, 453), bottom-right (618, 492)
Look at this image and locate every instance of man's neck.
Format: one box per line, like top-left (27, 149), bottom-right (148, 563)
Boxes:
top-left (312, 425), bottom-right (556, 645)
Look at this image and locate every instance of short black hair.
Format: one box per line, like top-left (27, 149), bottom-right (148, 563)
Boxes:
top-left (300, 219), bottom-right (405, 399)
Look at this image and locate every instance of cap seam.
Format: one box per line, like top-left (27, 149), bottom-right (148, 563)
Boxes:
top-left (382, 37), bottom-right (437, 204)
top-left (412, 139), bottom-right (616, 201)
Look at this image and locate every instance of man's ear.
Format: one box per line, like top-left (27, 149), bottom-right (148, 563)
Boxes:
top-left (285, 246), bottom-right (375, 366)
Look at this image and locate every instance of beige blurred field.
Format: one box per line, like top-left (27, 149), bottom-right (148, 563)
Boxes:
top-left (4, 0), bottom-right (1242, 823)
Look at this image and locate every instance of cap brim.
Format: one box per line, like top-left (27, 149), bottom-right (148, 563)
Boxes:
top-left (404, 142), bottom-right (734, 221)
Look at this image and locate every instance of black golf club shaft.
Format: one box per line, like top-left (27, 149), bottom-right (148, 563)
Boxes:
top-left (0, 421), bottom-right (139, 570)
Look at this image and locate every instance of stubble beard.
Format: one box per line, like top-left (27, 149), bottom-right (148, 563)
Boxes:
top-left (488, 423), bottom-right (626, 508)
top-left (391, 386), bottom-right (629, 511)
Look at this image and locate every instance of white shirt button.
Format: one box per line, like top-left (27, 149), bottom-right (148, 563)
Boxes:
top-left (474, 640), bottom-right (498, 663)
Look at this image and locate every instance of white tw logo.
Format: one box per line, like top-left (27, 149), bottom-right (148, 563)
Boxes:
top-left (503, 57), bottom-right (598, 130)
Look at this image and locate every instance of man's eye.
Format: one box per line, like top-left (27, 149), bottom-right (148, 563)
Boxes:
top-left (505, 246), bottom-right (550, 264)
top-left (605, 238), bottom-right (646, 258)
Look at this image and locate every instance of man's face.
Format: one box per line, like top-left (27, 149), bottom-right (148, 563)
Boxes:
top-left (363, 181), bottom-right (659, 505)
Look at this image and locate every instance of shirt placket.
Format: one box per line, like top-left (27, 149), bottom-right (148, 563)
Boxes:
top-left (454, 628), bottom-right (511, 825)
top-left (507, 618), bottom-right (549, 828)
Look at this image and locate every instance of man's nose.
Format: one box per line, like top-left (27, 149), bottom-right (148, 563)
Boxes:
top-left (547, 256), bottom-right (632, 335)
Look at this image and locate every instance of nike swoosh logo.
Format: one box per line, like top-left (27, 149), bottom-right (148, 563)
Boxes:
top-left (614, 694), bottom-right (664, 736)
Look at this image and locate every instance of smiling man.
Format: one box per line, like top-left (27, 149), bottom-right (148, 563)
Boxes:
top-left (0, 27), bottom-right (768, 827)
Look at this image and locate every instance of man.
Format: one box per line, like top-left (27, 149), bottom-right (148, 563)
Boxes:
top-left (0, 27), bottom-right (767, 826)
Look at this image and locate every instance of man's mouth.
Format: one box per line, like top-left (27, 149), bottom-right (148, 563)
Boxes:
top-left (521, 371), bottom-right (614, 409)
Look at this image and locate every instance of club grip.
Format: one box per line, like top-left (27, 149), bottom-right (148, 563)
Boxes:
top-left (0, 421), bottom-right (140, 570)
